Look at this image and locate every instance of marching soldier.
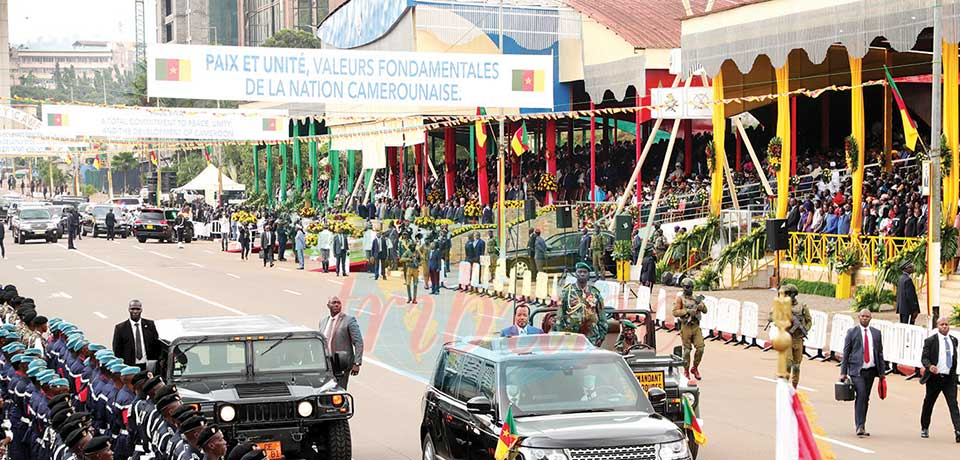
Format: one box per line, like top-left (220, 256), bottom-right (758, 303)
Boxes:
top-left (590, 227), bottom-right (607, 280)
top-left (780, 284), bottom-right (812, 388)
top-left (673, 278), bottom-right (707, 380)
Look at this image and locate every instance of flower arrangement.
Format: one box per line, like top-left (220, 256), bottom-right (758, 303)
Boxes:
top-left (790, 176), bottom-right (802, 187)
top-left (495, 200), bottom-right (525, 209)
top-left (767, 137), bottom-right (782, 174)
top-left (612, 240), bottom-right (633, 262)
top-left (821, 168), bottom-right (832, 183)
top-left (844, 135), bottom-right (859, 172)
top-left (464, 199), bottom-right (482, 218)
top-left (535, 173), bottom-right (559, 192)
top-left (705, 140), bottom-right (716, 174)
top-left (695, 188), bottom-right (708, 204)
top-left (298, 204), bottom-right (316, 218)
top-left (231, 211), bottom-right (257, 225)
top-left (435, 218), bottom-right (454, 227)
top-left (318, 157), bottom-right (331, 181)
top-left (915, 149), bottom-right (929, 164)
top-left (328, 220), bottom-right (362, 237)
top-left (305, 233), bottom-right (318, 247)
top-left (306, 222), bottom-right (326, 233)
top-left (832, 245), bottom-right (861, 274)
top-left (414, 215), bottom-right (436, 228)
top-left (427, 189), bottom-right (443, 205)
top-left (852, 285), bottom-right (895, 313)
top-left (536, 204), bottom-right (557, 217)
top-left (667, 194), bottom-right (681, 209)
top-left (694, 267), bottom-right (720, 291)
top-left (451, 223), bottom-right (496, 237)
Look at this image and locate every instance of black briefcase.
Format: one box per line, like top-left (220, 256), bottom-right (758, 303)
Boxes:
top-left (835, 379), bottom-right (855, 401)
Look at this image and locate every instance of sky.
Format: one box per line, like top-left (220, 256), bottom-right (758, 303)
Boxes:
top-left (8, 0), bottom-right (157, 47)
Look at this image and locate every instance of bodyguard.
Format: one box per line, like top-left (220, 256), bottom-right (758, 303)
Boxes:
top-left (919, 317), bottom-right (960, 442)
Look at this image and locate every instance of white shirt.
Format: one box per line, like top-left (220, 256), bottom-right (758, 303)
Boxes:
top-left (517, 325), bottom-right (527, 335)
top-left (937, 332), bottom-right (954, 373)
top-left (129, 319), bottom-right (147, 364)
top-left (323, 313), bottom-right (342, 354)
top-left (318, 230), bottom-right (333, 250)
top-left (860, 326), bottom-right (874, 369)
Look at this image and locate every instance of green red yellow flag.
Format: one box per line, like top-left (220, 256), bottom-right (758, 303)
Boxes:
top-left (93, 154), bottom-right (103, 170)
top-left (883, 65), bottom-right (919, 152)
top-left (682, 396), bottom-right (706, 446)
top-left (47, 113), bottom-right (68, 127)
top-left (476, 107), bottom-right (488, 149)
top-left (204, 147), bottom-right (212, 165)
top-left (155, 58), bottom-right (192, 82)
top-left (510, 122), bottom-right (530, 156)
top-left (494, 406), bottom-right (519, 460)
top-left (149, 151), bottom-right (158, 166)
top-left (511, 69), bottom-right (545, 92)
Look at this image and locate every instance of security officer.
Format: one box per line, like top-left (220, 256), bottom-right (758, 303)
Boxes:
top-left (780, 284), bottom-right (812, 388)
top-left (590, 226), bottom-right (607, 279)
top-left (672, 278), bottom-right (707, 380)
top-left (615, 319), bottom-right (640, 355)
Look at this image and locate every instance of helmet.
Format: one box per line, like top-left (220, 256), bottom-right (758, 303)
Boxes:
top-left (680, 278), bottom-right (694, 289)
top-left (782, 284), bottom-right (799, 297)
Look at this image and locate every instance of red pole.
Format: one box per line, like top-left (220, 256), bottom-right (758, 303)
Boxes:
top-left (735, 129), bottom-right (743, 172)
top-left (683, 119), bottom-right (693, 175)
top-left (790, 96), bottom-right (798, 175)
top-left (590, 102), bottom-right (596, 201)
top-left (477, 122), bottom-right (490, 206)
top-left (635, 92), bottom-right (643, 202)
top-left (414, 143), bottom-right (425, 205)
top-left (546, 119), bottom-right (557, 204)
top-left (444, 127), bottom-right (456, 200)
top-left (387, 147), bottom-right (399, 198)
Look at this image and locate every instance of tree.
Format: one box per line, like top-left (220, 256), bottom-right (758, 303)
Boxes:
top-left (262, 29), bottom-right (321, 48)
top-left (111, 152), bottom-right (139, 193)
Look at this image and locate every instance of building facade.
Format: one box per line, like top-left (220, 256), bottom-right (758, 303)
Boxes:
top-left (239, 0), bottom-right (328, 47)
top-left (8, 41), bottom-right (135, 88)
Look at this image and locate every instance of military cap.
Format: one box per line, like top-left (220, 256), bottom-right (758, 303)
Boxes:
top-left (781, 284), bottom-right (799, 296)
top-left (65, 336), bottom-right (79, 349)
top-left (48, 393), bottom-right (72, 408)
top-left (63, 427), bottom-right (89, 449)
top-left (65, 412), bottom-right (92, 428)
top-left (227, 442), bottom-right (258, 460)
top-left (94, 350), bottom-right (113, 360)
top-left (621, 319), bottom-right (637, 330)
top-left (2, 342), bottom-right (25, 353)
top-left (108, 362), bottom-right (126, 374)
top-left (9, 354), bottom-right (27, 364)
top-left (26, 366), bottom-right (45, 378)
top-left (120, 366), bottom-right (140, 377)
top-left (87, 344), bottom-right (106, 352)
top-left (23, 347), bottom-right (43, 356)
top-left (71, 339), bottom-right (89, 352)
top-left (50, 408), bottom-right (72, 429)
top-left (0, 323), bottom-right (15, 331)
top-left (180, 415), bottom-right (206, 433)
top-left (132, 370), bottom-right (152, 386)
top-left (241, 450), bottom-right (269, 460)
top-left (680, 278), bottom-right (695, 288)
top-left (49, 318), bottom-right (62, 327)
top-left (197, 424), bottom-right (222, 448)
top-left (173, 407), bottom-right (198, 424)
top-left (21, 311), bottom-right (37, 325)
top-left (0, 330), bottom-right (9, 339)
top-left (574, 261), bottom-right (592, 272)
top-left (143, 376), bottom-right (164, 395)
top-left (59, 324), bottom-right (78, 334)
top-left (5, 331), bottom-right (19, 340)
top-left (153, 384), bottom-right (179, 402)
top-left (49, 377), bottom-right (69, 388)
top-left (155, 393), bottom-right (181, 410)
top-left (39, 371), bottom-right (59, 385)
top-left (21, 297), bottom-right (34, 305)
top-left (82, 435), bottom-right (112, 455)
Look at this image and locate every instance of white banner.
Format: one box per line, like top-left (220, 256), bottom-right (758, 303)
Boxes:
top-left (0, 130), bottom-right (88, 156)
top-left (147, 44), bottom-right (555, 108)
top-left (0, 106), bottom-right (43, 129)
top-left (40, 105), bottom-right (290, 140)
top-left (650, 86), bottom-right (713, 119)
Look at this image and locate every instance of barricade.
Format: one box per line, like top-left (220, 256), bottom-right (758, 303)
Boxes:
top-left (492, 265), bottom-right (506, 296)
top-left (535, 272), bottom-right (550, 304)
top-left (192, 221), bottom-right (212, 239)
top-left (210, 220), bottom-right (223, 238)
top-left (888, 323), bottom-right (925, 379)
top-left (739, 301), bottom-right (761, 349)
top-left (635, 286), bottom-right (651, 312)
top-left (827, 314), bottom-right (856, 362)
top-left (550, 274), bottom-right (562, 304)
top-left (655, 289), bottom-right (668, 328)
top-left (700, 296), bottom-right (718, 339)
top-left (470, 263), bottom-right (481, 291)
top-left (870, 319), bottom-right (894, 374)
top-left (521, 271), bottom-right (532, 300)
top-left (506, 267), bottom-right (517, 298)
top-left (802, 310), bottom-right (828, 360)
top-left (458, 262), bottom-right (472, 290)
top-left (593, 281), bottom-right (621, 310)
top-left (716, 298), bottom-right (742, 344)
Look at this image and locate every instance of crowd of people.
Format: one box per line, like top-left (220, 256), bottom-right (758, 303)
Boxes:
top-left (0, 285), bottom-right (270, 460)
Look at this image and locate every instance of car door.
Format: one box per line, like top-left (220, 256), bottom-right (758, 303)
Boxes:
top-left (468, 360), bottom-right (500, 460)
top-left (447, 355), bottom-right (484, 460)
top-left (423, 351), bottom-right (453, 460)
top-left (435, 351), bottom-right (465, 460)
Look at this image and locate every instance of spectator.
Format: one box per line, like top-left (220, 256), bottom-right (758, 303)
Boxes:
top-left (318, 226), bottom-right (333, 273)
top-left (428, 242), bottom-right (442, 295)
top-left (534, 229), bottom-right (547, 275)
top-left (578, 228), bottom-right (591, 263)
top-left (896, 262), bottom-right (920, 324)
top-left (295, 226), bottom-right (306, 270)
top-left (260, 224), bottom-right (275, 268)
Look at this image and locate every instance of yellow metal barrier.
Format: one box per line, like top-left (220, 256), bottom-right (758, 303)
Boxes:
top-left (784, 232), bottom-right (923, 271)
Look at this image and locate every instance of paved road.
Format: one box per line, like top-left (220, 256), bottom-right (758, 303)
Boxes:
top-left (1, 236), bottom-right (957, 459)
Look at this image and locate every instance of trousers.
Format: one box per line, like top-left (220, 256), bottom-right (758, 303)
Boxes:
top-left (680, 324), bottom-right (705, 368)
top-left (852, 367), bottom-right (878, 429)
top-left (592, 252), bottom-right (605, 277)
top-left (787, 338), bottom-right (804, 387)
top-left (920, 373), bottom-right (960, 431)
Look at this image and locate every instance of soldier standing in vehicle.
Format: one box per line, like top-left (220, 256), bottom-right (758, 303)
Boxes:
top-left (615, 320), bottom-right (639, 355)
top-left (591, 227), bottom-right (607, 279)
top-left (556, 262), bottom-right (608, 347)
top-left (781, 284), bottom-right (811, 388)
top-left (673, 279), bottom-right (707, 380)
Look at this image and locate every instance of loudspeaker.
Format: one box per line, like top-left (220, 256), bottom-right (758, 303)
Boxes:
top-left (556, 205), bottom-right (572, 228)
top-left (766, 219), bottom-right (789, 251)
top-left (615, 215), bottom-right (634, 241)
top-left (524, 198), bottom-right (537, 220)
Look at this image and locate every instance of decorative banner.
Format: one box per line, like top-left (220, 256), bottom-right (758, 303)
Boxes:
top-left (147, 44), bottom-right (555, 109)
top-left (40, 105), bottom-right (290, 140)
top-left (0, 106), bottom-right (43, 129)
top-left (650, 86), bottom-right (713, 120)
top-left (0, 130), bottom-right (88, 156)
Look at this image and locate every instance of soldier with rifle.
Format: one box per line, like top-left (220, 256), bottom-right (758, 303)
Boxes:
top-left (780, 284), bottom-right (812, 388)
top-left (672, 278), bottom-right (707, 380)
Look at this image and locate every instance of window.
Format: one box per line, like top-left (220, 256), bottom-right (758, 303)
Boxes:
top-left (478, 361), bottom-right (496, 401)
top-left (165, 24), bottom-right (174, 43)
top-left (253, 337), bottom-right (327, 373)
top-left (164, 0), bottom-right (172, 17)
top-left (172, 342), bottom-right (246, 377)
top-left (455, 356), bottom-right (483, 402)
top-left (439, 352), bottom-right (463, 396)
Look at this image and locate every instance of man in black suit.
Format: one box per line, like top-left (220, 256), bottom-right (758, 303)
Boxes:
top-left (105, 209), bottom-right (117, 240)
top-left (920, 317), bottom-right (960, 441)
top-left (111, 300), bottom-right (161, 370)
top-left (840, 309), bottom-right (885, 437)
top-left (371, 231), bottom-right (387, 280)
top-left (896, 262), bottom-right (920, 324)
top-left (67, 208), bottom-right (80, 250)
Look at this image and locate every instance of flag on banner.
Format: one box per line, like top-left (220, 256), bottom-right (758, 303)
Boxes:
top-left (511, 122), bottom-right (530, 156)
top-left (64, 155), bottom-right (72, 165)
top-left (204, 148), bottom-right (211, 165)
top-left (47, 113), bottom-right (69, 127)
top-left (883, 65), bottom-right (919, 152)
top-left (476, 107), bottom-right (488, 149)
top-left (155, 58), bottom-right (192, 81)
top-left (149, 151), bottom-right (158, 166)
top-left (682, 395), bottom-right (706, 446)
top-left (512, 69), bottom-right (545, 92)
top-left (262, 118), bottom-right (283, 131)
top-left (93, 155), bottom-right (102, 170)
top-left (776, 379), bottom-right (823, 460)
top-left (494, 406), bottom-right (519, 460)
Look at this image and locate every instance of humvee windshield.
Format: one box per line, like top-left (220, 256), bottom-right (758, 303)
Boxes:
top-left (253, 337), bottom-right (327, 373)
top-left (172, 337), bottom-right (328, 378)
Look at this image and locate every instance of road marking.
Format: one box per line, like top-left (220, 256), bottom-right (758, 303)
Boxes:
top-left (133, 245), bottom-right (144, 250)
top-left (34, 277), bottom-right (46, 283)
top-left (813, 435), bottom-right (874, 454)
top-left (327, 279), bottom-right (344, 285)
top-left (189, 262), bottom-right (204, 268)
top-left (283, 289), bottom-right (303, 296)
top-left (93, 312), bottom-right (107, 319)
top-left (203, 250), bottom-right (214, 254)
top-left (15, 265), bottom-right (24, 270)
top-left (149, 251), bottom-right (174, 260)
top-left (226, 273), bottom-right (241, 279)
top-left (278, 267), bottom-right (291, 272)
top-left (363, 356), bottom-right (429, 385)
top-left (50, 292), bottom-right (73, 299)
top-left (752, 376), bottom-right (817, 393)
top-left (59, 244), bottom-right (246, 316)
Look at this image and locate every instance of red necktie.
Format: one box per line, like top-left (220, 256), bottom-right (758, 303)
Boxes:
top-left (863, 329), bottom-right (870, 364)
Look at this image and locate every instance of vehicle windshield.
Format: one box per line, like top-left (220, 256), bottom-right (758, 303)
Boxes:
top-left (172, 341), bottom-right (246, 378)
top-left (114, 198), bottom-right (140, 205)
top-left (92, 207), bottom-right (118, 218)
top-left (140, 211), bottom-right (165, 221)
top-left (500, 355), bottom-right (651, 417)
top-left (253, 337), bottom-right (327, 373)
top-left (20, 208), bottom-right (52, 220)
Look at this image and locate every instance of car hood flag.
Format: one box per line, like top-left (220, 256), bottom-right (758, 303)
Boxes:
top-left (495, 406), bottom-right (519, 460)
top-left (884, 65), bottom-right (919, 152)
top-left (149, 151), bottom-right (158, 166)
top-left (682, 395), bottom-right (706, 445)
top-left (476, 107), bottom-right (487, 149)
top-left (93, 155), bottom-right (102, 170)
top-left (511, 121), bottom-right (530, 156)
top-left (776, 379), bottom-right (823, 460)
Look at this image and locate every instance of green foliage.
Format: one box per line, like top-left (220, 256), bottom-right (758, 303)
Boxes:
top-left (950, 305), bottom-right (960, 326)
top-left (663, 216), bottom-right (721, 272)
top-left (781, 278), bottom-right (836, 298)
top-left (832, 245), bottom-right (861, 274)
top-left (612, 240), bottom-right (632, 262)
top-left (852, 285), bottom-right (895, 313)
top-left (715, 223), bottom-right (766, 273)
top-left (877, 224), bottom-right (957, 285)
top-left (694, 267), bottom-right (720, 291)
top-left (12, 64), bottom-right (135, 105)
top-left (262, 29), bottom-right (322, 48)
top-left (80, 184), bottom-right (98, 198)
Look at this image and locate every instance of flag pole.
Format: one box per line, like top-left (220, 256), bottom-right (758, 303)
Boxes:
top-left (497, 0), bottom-right (507, 276)
top-left (929, 2), bottom-right (943, 324)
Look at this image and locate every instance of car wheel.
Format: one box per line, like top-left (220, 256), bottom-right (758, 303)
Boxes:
top-left (121, 232), bottom-right (128, 239)
top-left (137, 236), bottom-right (147, 244)
top-left (510, 257), bottom-right (531, 278)
top-left (93, 229), bottom-right (99, 238)
top-left (422, 433), bottom-right (437, 460)
top-left (81, 229), bottom-right (87, 237)
top-left (325, 419), bottom-right (352, 460)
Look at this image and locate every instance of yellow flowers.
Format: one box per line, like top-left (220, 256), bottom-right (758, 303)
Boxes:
top-left (299, 205), bottom-right (317, 218)
top-left (307, 222), bottom-right (326, 233)
top-left (535, 173), bottom-right (559, 192)
top-left (305, 233), bottom-right (318, 247)
top-left (231, 211), bottom-right (257, 225)
top-left (464, 199), bottom-right (482, 218)
top-left (328, 220), bottom-right (362, 238)
top-left (414, 215), bottom-right (436, 228)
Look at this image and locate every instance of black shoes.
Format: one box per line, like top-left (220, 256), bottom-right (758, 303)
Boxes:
top-left (921, 429), bottom-right (929, 438)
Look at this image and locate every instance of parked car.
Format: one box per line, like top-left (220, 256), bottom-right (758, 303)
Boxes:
top-left (503, 229), bottom-right (615, 277)
top-left (164, 209), bottom-right (194, 243)
top-left (81, 205), bottom-right (130, 238)
top-left (9, 207), bottom-right (60, 243)
top-left (132, 207), bottom-right (175, 243)
top-left (155, 315), bottom-right (354, 460)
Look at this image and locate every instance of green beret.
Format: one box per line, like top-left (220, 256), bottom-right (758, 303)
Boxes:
top-left (621, 319), bottom-right (637, 330)
top-left (574, 261), bottom-right (592, 271)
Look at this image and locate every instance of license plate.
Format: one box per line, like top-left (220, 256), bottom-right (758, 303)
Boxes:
top-left (256, 441), bottom-right (282, 460)
top-left (635, 371), bottom-right (665, 393)
top-left (146, 225), bottom-right (154, 230)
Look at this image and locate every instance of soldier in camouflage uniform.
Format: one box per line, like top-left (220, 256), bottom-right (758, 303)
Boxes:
top-left (780, 284), bottom-right (812, 388)
top-left (672, 279), bottom-right (707, 380)
top-left (590, 227), bottom-right (607, 279)
top-left (557, 262), bottom-right (608, 347)
top-left (614, 320), bottom-right (639, 355)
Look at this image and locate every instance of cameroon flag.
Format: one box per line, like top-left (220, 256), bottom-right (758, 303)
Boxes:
top-left (93, 155), bottom-right (102, 170)
top-left (149, 151), bottom-right (158, 166)
top-left (494, 406), bottom-right (519, 460)
top-left (883, 65), bottom-right (919, 152)
top-left (156, 58), bottom-right (192, 81)
top-left (476, 107), bottom-right (488, 149)
top-left (682, 396), bottom-right (706, 445)
top-left (510, 121), bottom-right (530, 156)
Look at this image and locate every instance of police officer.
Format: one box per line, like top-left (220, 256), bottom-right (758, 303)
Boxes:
top-left (780, 284), bottom-right (812, 388)
top-left (673, 278), bottom-right (707, 380)
top-left (111, 366), bottom-right (140, 458)
top-left (67, 209), bottom-right (80, 250)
